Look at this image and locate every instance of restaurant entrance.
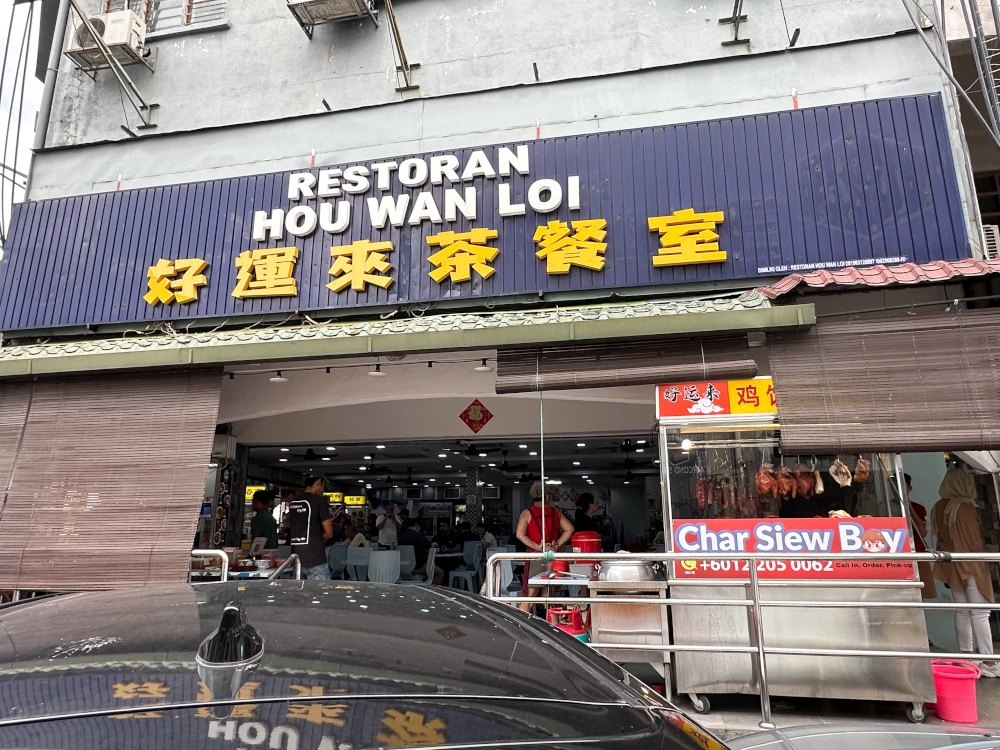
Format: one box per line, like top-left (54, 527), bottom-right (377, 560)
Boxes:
top-left (212, 350), bottom-right (669, 554)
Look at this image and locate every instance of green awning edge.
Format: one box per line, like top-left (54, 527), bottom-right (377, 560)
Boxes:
top-left (0, 303), bottom-right (815, 379)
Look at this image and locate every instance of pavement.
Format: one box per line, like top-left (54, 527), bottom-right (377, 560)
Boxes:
top-left (665, 678), bottom-right (1000, 739)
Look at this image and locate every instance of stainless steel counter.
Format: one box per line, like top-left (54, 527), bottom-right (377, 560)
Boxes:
top-left (671, 581), bottom-right (935, 703)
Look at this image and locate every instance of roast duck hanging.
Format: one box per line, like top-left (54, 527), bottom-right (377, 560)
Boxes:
top-left (755, 463), bottom-right (777, 500)
top-left (853, 457), bottom-right (871, 483)
top-left (794, 463), bottom-right (816, 499)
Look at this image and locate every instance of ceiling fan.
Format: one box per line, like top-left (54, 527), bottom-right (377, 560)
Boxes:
top-left (286, 447), bottom-right (322, 461)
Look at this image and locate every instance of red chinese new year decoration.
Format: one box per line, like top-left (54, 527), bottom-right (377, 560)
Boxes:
top-left (460, 399), bottom-right (493, 434)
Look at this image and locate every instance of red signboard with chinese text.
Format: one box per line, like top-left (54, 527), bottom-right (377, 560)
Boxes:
top-left (460, 399), bottom-right (493, 434)
top-left (671, 517), bottom-right (915, 580)
top-left (656, 377), bottom-right (777, 420)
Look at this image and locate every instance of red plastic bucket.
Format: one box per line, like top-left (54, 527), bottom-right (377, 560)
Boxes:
top-left (931, 659), bottom-right (980, 723)
top-left (572, 532), bottom-right (602, 564)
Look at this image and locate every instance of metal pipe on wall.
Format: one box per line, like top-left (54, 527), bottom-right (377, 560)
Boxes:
top-left (28, 0), bottom-right (70, 169)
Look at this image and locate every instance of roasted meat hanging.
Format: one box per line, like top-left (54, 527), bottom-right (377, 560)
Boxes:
top-left (814, 469), bottom-right (825, 494)
top-left (776, 463), bottom-right (798, 499)
top-left (853, 456), bottom-right (871, 483)
top-left (695, 474), bottom-right (710, 512)
top-left (755, 463), bottom-right (777, 499)
top-left (794, 462), bottom-right (815, 499)
top-left (829, 459), bottom-right (852, 487)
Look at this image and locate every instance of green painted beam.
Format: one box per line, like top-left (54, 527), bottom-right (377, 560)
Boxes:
top-left (0, 304), bottom-right (814, 378)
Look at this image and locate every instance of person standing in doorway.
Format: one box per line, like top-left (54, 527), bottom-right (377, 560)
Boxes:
top-left (376, 503), bottom-right (401, 549)
top-left (931, 466), bottom-right (997, 675)
top-left (574, 493), bottom-right (601, 535)
top-left (515, 481), bottom-right (574, 614)
top-left (287, 471), bottom-right (334, 580)
top-left (250, 489), bottom-right (278, 549)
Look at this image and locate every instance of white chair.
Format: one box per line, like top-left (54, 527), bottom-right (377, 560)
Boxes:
top-left (490, 558), bottom-right (521, 601)
top-left (481, 546), bottom-right (513, 586)
top-left (345, 546), bottom-right (370, 581)
top-left (400, 547), bottom-right (436, 585)
top-left (327, 543), bottom-right (348, 579)
top-left (449, 541), bottom-right (483, 591)
top-left (396, 545), bottom-right (416, 580)
top-left (368, 550), bottom-right (401, 583)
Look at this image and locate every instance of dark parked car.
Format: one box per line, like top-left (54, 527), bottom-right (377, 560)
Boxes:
top-left (729, 724), bottom-right (1000, 750)
top-left (0, 580), bottom-right (726, 750)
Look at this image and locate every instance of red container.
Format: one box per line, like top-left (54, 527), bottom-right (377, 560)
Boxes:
top-left (931, 660), bottom-right (980, 723)
top-left (547, 606), bottom-right (584, 630)
top-left (549, 559), bottom-right (570, 575)
top-left (572, 532), bottom-right (602, 564)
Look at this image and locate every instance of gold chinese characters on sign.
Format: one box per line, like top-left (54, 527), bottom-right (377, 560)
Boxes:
top-left (533, 219), bottom-right (607, 274)
top-left (232, 247), bottom-right (299, 299)
top-left (648, 208), bottom-right (726, 267)
top-left (141, 207), bottom-right (731, 306)
top-left (426, 228), bottom-right (499, 282)
top-left (143, 258), bottom-right (208, 306)
top-left (328, 240), bottom-right (395, 293)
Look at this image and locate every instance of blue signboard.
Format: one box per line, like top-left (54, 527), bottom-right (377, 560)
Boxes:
top-left (0, 94), bottom-right (968, 332)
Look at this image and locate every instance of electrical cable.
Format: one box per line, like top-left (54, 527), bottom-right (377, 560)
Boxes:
top-left (7, 1), bottom-right (33, 248)
top-left (0, 7), bottom-right (24, 247)
top-left (0, 5), bottom-right (22, 248)
top-left (0, 6), bottom-right (32, 248)
top-left (900, 0), bottom-right (1000, 151)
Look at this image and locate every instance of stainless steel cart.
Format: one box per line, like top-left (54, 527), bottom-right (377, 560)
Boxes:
top-left (588, 578), bottom-right (672, 699)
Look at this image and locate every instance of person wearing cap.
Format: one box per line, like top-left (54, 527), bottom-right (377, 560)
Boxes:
top-left (287, 471), bottom-right (334, 580)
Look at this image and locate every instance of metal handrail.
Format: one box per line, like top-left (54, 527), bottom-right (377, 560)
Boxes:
top-left (190, 550), bottom-right (229, 582)
top-left (268, 554), bottom-right (301, 580)
top-left (484, 549), bottom-right (1000, 728)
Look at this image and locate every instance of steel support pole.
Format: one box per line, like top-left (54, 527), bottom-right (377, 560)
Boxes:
top-left (747, 560), bottom-right (775, 729)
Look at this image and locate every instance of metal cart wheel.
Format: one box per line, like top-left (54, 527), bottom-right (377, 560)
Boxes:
top-left (905, 702), bottom-right (926, 724)
top-left (688, 693), bottom-right (711, 714)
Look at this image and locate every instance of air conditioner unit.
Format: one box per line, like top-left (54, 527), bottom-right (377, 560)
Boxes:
top-left (984, 224), bottom-right (1000, 260)
top-left (288, 0), bottom-right (377, 28)
top-left (64, 9), bottom-right (146, 70)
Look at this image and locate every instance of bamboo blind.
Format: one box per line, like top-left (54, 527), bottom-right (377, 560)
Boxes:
top-left (769, 310), bottom-right (1000, 453)
top-left (496, 338), bottom-right (754, 393)
top-left (0, 370), bottom-right (222, 591)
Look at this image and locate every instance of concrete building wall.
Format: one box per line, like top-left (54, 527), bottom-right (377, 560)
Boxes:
top-left (32, 33), bottom-right (960, 200)
top-left (50, 0), bottom-right (921, 148)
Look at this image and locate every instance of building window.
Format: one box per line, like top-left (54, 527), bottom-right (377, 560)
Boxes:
top-left (103, 0), bottom-right (226, 33)
top-left (975, 172), bottom-right (1000, 225)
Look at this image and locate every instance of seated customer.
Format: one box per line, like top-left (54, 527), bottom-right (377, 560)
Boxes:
top-left (345, 523), bottom-right (369, 548)
top-left (431, 520), bottom-right (462, 574)
top-left (398, 518), bottom-right (442, 584)
top-left (456, 521), bottom-right (480, 546)
top-left (431, 520), bottom-right (460, 553)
